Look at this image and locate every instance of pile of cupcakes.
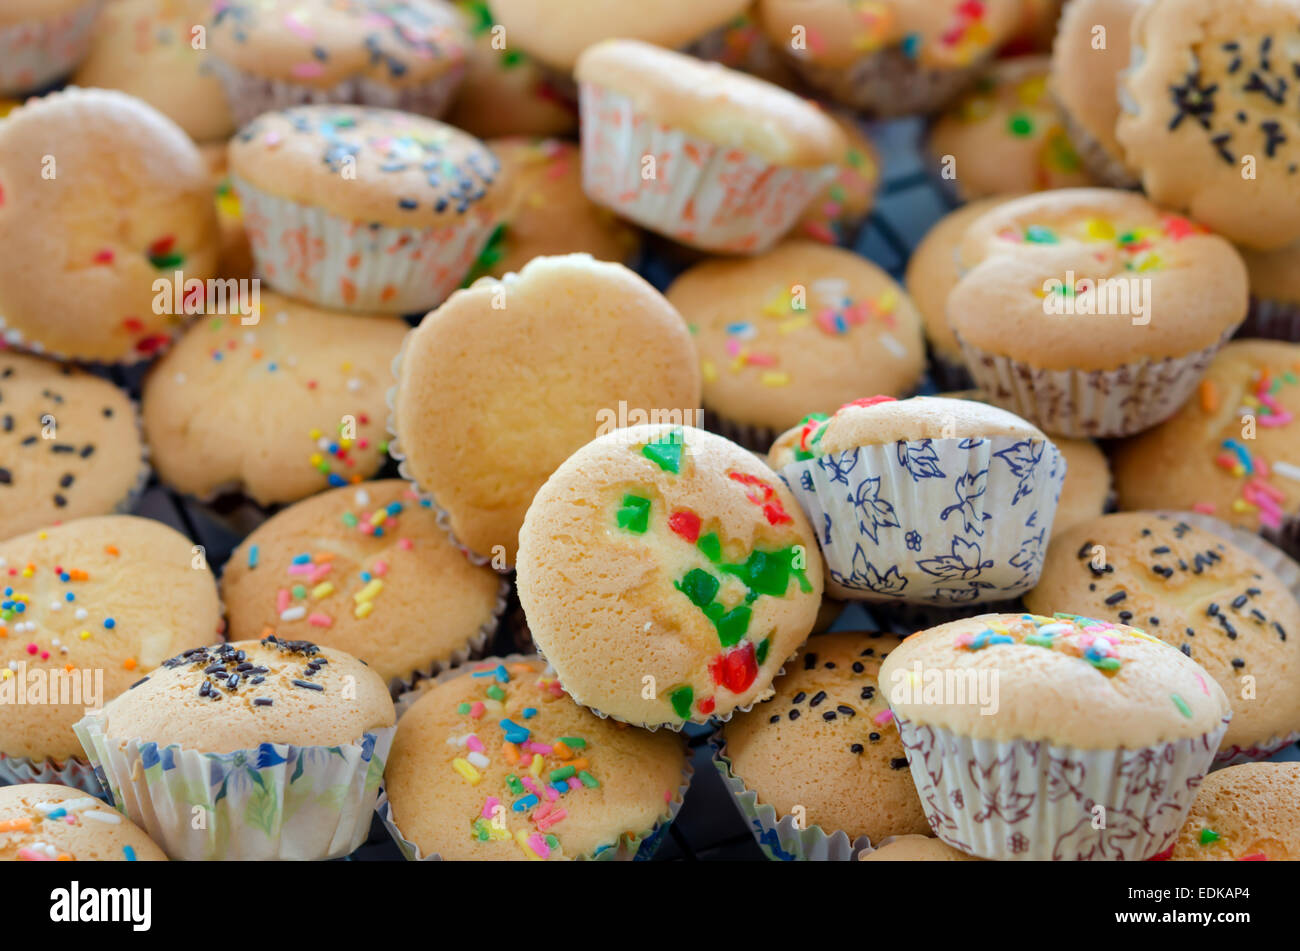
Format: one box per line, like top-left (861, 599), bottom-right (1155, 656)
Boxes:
top-left (0, 0), bottom-right (1298, 864)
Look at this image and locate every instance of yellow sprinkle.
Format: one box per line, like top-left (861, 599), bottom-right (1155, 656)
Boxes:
top-left (354, 601), bottom-right (374, 619)
top-left (79, 631), bottom-right (90, 640)
top-left (1017, 76), bottom-right (1047, 105)
top-left (311, 582), bottom-right (335, 600)
top-left (341, 362), bottom-right (352, 372)
top-left (1136, 253), bottom-right (1162, 272)
top-left (309, 429), bottom-right (322, 440)
top-left (1232, 465), bottom-right (1245, 478)
top-left (701, 359), bottom-right (718, 383)
top-left (1232, 499), bottom-right (1255, 513)
top-left (729, 350), bottom-right (749, 373)
top-left (310, 453), bottom-right (323, 467)
top-left (529, 753), bottom-right (545, 777)
top-left (20, 568), bottom-right (33, 578)
top-left (1, 670), bottom-right (12, 681)
top-left (354, 579), bottom-right (384, 603)
top-left (338, 439), bottom-right (352, 450)
top-left (875, 288), bottom-right (898, 314)
top-left (37, 532), bottom-right (46, 540)
top-left (760, 371), bottom-right (790, 387)
top-left (778, 316), bottom-right (810, 334)
top-left (369, 510), bottom-right (388, 527)
top-left (1085, 218), bottom-right (1115, 241)
top-left (515, 829), bottom-right (542, 860)
top-left (451, 758), bottom-right (481, 784)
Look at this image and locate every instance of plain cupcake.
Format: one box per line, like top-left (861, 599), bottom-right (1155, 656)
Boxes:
top-left (575, 39), bottom-right (845, 254)
top-left (0, 0), bottom-right (101, 96)
top-left (1238, 240), bottom-right (1300, 341)
top-left (0, 784), bottom-right (167, 862)
top-left (1167, 761), bottom-right (1300, 861)
top-left (880, 612), bottom-right (1232, 860)
top-left (715, 632), bottom-right (931, 860)
top-left (75, 635), bottom-right (396, 861)
top-left (381, 656), bottom-right (689, 860)
top-left (666, 241), bottom-right (925, 449)
top-left (947, 188), bottom-right (1249, 437)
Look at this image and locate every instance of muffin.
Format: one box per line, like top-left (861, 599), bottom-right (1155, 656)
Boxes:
top-left (1112, 340), bottom-right (1300, 555)
top-left (1045, 436), bottom-right (1111, 537)
top-left (207, 0), bottom-right (470, 126)
top-left (73, 0), bottom-right (235, 144)
top-left (666, 241), bottom-right (926, 449)
top-left (793, 112), bottom-right (882, 245)
top-left (575, 39), bottom-right (846, 254)
top-left (465, 138), bottom-right (639, 282)
top-left (1049, 0), bottom-right (1142, 187)
top-left (381, 657), bottom-right (689, 860)
top-left (517, 424), bottom-right (824, 728)
top-left (0, 516), bottom-right (222, 792)
top-left (141, 293), bottom-right (408, 505)
top-left (74, 635), bottom-right (396, 860)
top-left (859, 834), bottom-right (980, 861)
top-left (1238, 240), bottom-right (1300, 341)
top-left (1116, 0), bottom-right (1300, 251)
top-left (948, 188), bottom-right (1249, 437)
top-left (929, 55), bottom-right (1092, 200)
top-left (1168, 762), bottom-right (1300, 861)
top-left (685, 8), bottom-right (804, 89)
top-left (0, 351), bottom-right (146, 541)
top-left (778, 396), bottom-right (1065, 604)
top-left (223, 481), bottom-right (505, 688)
top-left (1027, 512), bottom-right (1300, 764)
top-left (0, 784), bottom-right (166, 862)
top-left (880, 612), bottom-right (1232, 860)
top-left (0, 88), bottom-right (219, 363)
top-left (228, 104), bottom-right (506, 313)
top-left (0, 0), bottom-right (101, 96)
top-left (715, 632), bottom-right (931, 860)
top-left (390, 254), bottom-right (700, 564)
top-left (757, 0), bottom-right (1023, 116)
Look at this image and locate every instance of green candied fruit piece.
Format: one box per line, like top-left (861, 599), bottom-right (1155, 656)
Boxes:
top-left (668, 685), bottom-right (694, 719)
top-left (696, 532), bottom-right (723, 563)
top-left (755, 636), bottom-right (772, 665)
top-left (641, 431), bottom-right (684, 473)
top-left (1199, 828), bottom-right (1220, 846)
top-left (704, 602), bottom-right (751, 647)
top-left (616, 494), bottom-right (651, 533)
top-left (675, 568), bottom-right (719, 608)
top-left (722, 549), bottom-right (802, 598)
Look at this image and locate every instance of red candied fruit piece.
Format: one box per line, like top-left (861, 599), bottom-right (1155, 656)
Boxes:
top-left (668, 509), bottom-right (701, 543)
top-left (709, 641), bottom-right (758, 694)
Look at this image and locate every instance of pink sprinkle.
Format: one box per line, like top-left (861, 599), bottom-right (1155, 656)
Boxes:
top-left (567, 776), bottom-right (582, 791)
top-left (527, 833), bottom-right (550, 858)
top-left (529, 742), bottom-right (553, 756)
top-left (287, 563), bottom-right (314, 576)
top-left (469, 701), bottom-right (484, 719)
top-left (1192, 502), bottom-right (1217, 514)
top-left (281, 12), bottom-right (316, 41)
top-left (519, 752), bottom-right (533, 767)
top-left (724, 339), bottom-right (741, 357)
top-left (535, 808), bottom-right (567, 832)
top-left (664, 789), bottom-right (673, 803)
top-left (16, 848), bottom-right (49, 861)
top-left (521, 776), bottom-right (539, 794)
top-left (398, 538), bottom-right (413, 551)
top-left (1196, 674), bottom-right (1211, 696)
top-left (873, 709), bottom-right (894, 726)
top-left (290, 62), bottom-right (326, 79)
top-left (1259, 411), bottom-right (1293, 428)
top-left (745, 351), bottom-right (778, 367)
top-left (543, 786), bottom-right (559, 802)
top-left (481, 796), bottom-right (499, 819)
top-left (372, 560), bottom-right (389, 577)
top-left (40, 651), bottom-right (49, 661)
top-left (466, 735), bottom-right (483, 753)
top-left (25, 643), bottom-right (36, 655)
top-left (276, 588), bottom-right (291, 613)
top-left (307, 612), bottom-right (333, 628)
top-left (533, 801), bottom-right (553, 820)
top-left (310, 563), bottom-right (333, 583)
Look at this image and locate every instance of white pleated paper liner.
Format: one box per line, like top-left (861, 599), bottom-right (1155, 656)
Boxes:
top-left (232, 176), bottom-right (496, 315)
top-left (0, 752), bottom-right (104, 796)
top-left (780, 434), bottom-right (1065, 604)
top-left (73, 715), bottom-right (396, 861)
top-left (894, 713), bottom-right (1231, 861)
top-left (0, 1), bottom-right (100, 96)
top-left (577, 83), bottom-right (836, 254)
top-left (711, 735), bottom-right (872, 861)
top-left (956, 329), bottom-right (1234, 439)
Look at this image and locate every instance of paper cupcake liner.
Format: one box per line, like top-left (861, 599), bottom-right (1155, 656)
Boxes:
top-left (73, 714), bottom-right (395, 861)
top-left (1261, 516), bottom-right (1300, 565)
top-left (209, 58), bottom-right (465, 127)
top-left (0, 2), bottom-right (101, 96)
top-left (388, 573), bottom-right (511, 699)
top-left (706, 412), bottom-right (781, 455)
top-left (894, 713), bottom-right (1231, 860)
top-left (788, 47), bottom-right (985, 117)
top-left (711, 735), bottom-right (872, 861)
top-left (872, 597), bottom-right (1026, 637)
top-left (1237, 296), bottom-right (1300, 343)
top-left (927, 351), bottom-right (976, 393)
top-left (780, 434), bottom-right (1066, 604)
top-left (956, 330), bottom-right (1233, 438)
top-left (578, 83), bottom-right (835, 254)
top-left (0, 752), bottom-right (103, 796)
top-left (1055, 101), bottom-right (1140, 190)
top-left (233, 176), bottom-right (496, 314)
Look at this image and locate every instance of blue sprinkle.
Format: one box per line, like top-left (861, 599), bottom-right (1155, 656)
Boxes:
top-left (494, 664), bottom-right (509, 683)
top-left (327, 474), bottom-right (346, 487)
top-left (386, 502), bottom-right (403, 516)
top-left (248, 545), bottom-right (260, 569)
top-left (59, 572), bottom-right (70, 582)
top-left (500, 719), bottom-right (530, 744)
top-left (512, 794), bottom-right (539, 812)
top-left (65, 593), bottom-right (74, 602)
top-left (360, 572), bottom-right (372, 583)
top-left (14, 603), bottom-right (25, 614)
top-left (123, 845), bottom-right (136, 862)
top-left (291, 553), bottom-right (311, 565)
top-left (901, 32), bottom-right (921, 59)
top-left (2, 587), bottom-right (10, 596)
top-left (267, 363), bottom-right (277, 372)
top-left (551, 782), bottom-right (568, 795)
top-left (103, 617), bottom-right (114, 628)
top-left (522, 707), bottom-right (538, 719)
top-left (372, 527), bottom-right (383, 537)
top-left (419, 499), bottom-right (432, 508)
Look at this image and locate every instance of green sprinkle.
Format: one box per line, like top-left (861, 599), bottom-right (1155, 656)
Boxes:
top-left (1171, 693), bottom-right (1193, 719)
top-left (641, 431), bottom-right (684, 473)
top-left (342, 512), bottom-right (358, 527)
top-left (291, 584), bottom-right (306, 600)
top-left (550, 765), bottom-right (576, 783)
top-left (506, 774), bottom-right (525, 795)
top-left (456, 702), bottom-right (471, 715)
top-left (578, 770), bottom-right (600, 789)
top-left (1090, 657), bottom-right (1122, 671)
top-left (1024, 634), bottom-right (1055, 647)
top-left (696, 532), bottom-right (722, 563)
top-left (1025, 225), bottom-right (1058, 244)
top-left (755, 636), bottom-right (771, 665)
top-left (669, 685), bottom-right (693, 719)
top-left (616, 494), bottom-right (651, 533)
top-left (558, 737), bottom-right (586, 750)
top-left (545, 833), bottom-right (560, 850)
top-left (1007, 113), bottom-right (1034, 137)
top-left (486, 684), bottom-right (505, 701)
top-left (1200, 828), bottom-right (1221, 846)
top-left (675, 568), bottom-right (719, 608)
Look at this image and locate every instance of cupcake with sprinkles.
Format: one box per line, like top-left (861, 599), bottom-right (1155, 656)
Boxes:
top-left (715, 632), bottom-right (931, 861)
top-left (228, 103), bottom-right (505, 313)
top-left (223, 480), bottom-right (506, 690)
top-left (793, 112), bottom-right (882, 245)
top-left (1116, 0), bottom-right (1300, 251)
top-left (1238, 240), bottom-right (1300, 341)
top-left (1167, 761), bottom-right (1300, 861)
top-left (0, 784), bottom-right (166, 862)
top-left (208, 0), bottom-right (470, 126)
top-left (381, 656), bottom-right (690, 860)
top-left (0, 0), bottom-right (102, 97)
top-left (75, 635), bottom-right (396, 860)
top-left (880, 612), bottom-right (1232, 860)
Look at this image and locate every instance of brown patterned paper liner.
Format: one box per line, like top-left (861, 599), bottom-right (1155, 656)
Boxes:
top-left (927, 351), bottom-right (976, 393)
top-left (209, 58), bottom-right (466, 127)
top-left (578, 83), bottom-right (836, 254)
top-left (789, 47), bottom-right (986, 117)
top-left (0, 1), bottom-right (101, 96)
top-left (1055, 100), bottom-right (1141, 190)
top-left (0, 752), bottom-right (103, 796)
top-left (894, 713), bottom-right (1231, 860)
top-left (233, 176), bottom-right (496, 315)
top-left (706, 412), bottom-right (781, 456)
top-left (1261, 516), bottom-right (1300, 566)
top-left (1237, 296), bottom-right (1300, 343)
top-left (711, 735), bottom-right (872, 861)
top-left (956, 329), bottom-right (1234, 438)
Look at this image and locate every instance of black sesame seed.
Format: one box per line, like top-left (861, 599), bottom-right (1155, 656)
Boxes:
top-left (1231, 658), bottom-right (1245, 669)
top-left (852, 662), bottom-right (865, 673)
top-left (822, 711), bottom-right (837, 721)
top-left (850, 744), bottom-right (864, 754)
top-left (1118, 611), bottom-right (1133, 623)
top-left (1231, 595), bottom-right (1248, 610)
top-left (788, 709), bottom-right (800, 721)
top-left (792, 691), bottom-right (806, 704)
top-left (254, 698), bottom-right (274, 707)
top-left (889, 757), bottom-right (908, 770)
top-left (1105, 591), bottom-right (1127, 606)
top-left (769, 715), bottom-right (780, 724)
top-left (837, 705), bottom-right (855, 717)
top-left (869, 732), bottom-right (881, 742)
top-left (809, 691), bottom-right (827, 708)
top-left (129, 677), bottom-right (149, 689)
top-left (1180, 644), bottom-right (1191, 656)
top-left (292, 679), bottom-right (324, 691)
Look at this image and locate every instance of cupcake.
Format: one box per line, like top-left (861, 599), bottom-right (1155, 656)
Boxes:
top-left (0, 351), bottom-right (147, 542)
top-left (228, 104), bottom-right (505, 313)
top-left (793, 112), bottom-right (882, 245)
top-left (0, 88), bottom-right (219, 363)
top-left (464, 138), bottom-right (640, 282)
top-left (777, 396), bottom-right (1065, 604)
top-left (1044, 436), bottom-right (1111, 537)
top-left (666, 240), bottom-right (926, 450)
top-left (575, 39), bottom-right (845, 254)
top-left (73, 0), bottom-right (235, 144)
top-left (948, 188), bottom-right (1249, 437)
top-left (859, 834), bottom-right (981, 860)
top-left (1027, 512), bottom-right (1300, 764)
top-left (1168, 762), bottom-right (1300, 861)
top-left (223, 481), bottom-right (505, 690)
top-left (1238, 240), bottom-right (1300, 341)
top-left (685, 8), bottom-right (804, 89)
top-left (516, 424), bottom-right (824, 728)
top-left (880, 612), bottom-right (1232, 860)
top-left (74, 635), bottom-right (396, 860)
top-left (0, 784), bottom-right (167, 862)
top-left (904, 195), bottom-right (1017, 390)
top-left (715, 632), bottom-right (931, 861)
top-left (0, 516), bottom-right (222, 793)
top-left (756, 0), bottom-right (1023, 116)
top-left (1116, 0), bottom-right (1300, 251)
top-left (390, 254), bottom-right (700, 565)
top-left (1002, 0), bottom-right (1065, 55)
top-left (1048, 0), bottom-right (1142, 188)
top-left (0, 0), bottom-right (101, 97)
top-left (380, 656), bottom-right (689, 860)
top-left (929, 55), bottom-right (1092, 200)
top-left (141, 292), bottom-right (408, 505)
top-left (207, 0), bottom-right (470, 126)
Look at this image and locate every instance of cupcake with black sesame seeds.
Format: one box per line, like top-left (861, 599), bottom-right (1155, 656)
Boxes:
top-left (228, 104), bottom-right (506, 313)
top-left (74, 635), bottom-right (396, 860)
top-left (0, 1), bottom-right (102, 97)
top-left (207, 0), bottom-right (470, 126)
top-left (714, 632), bottom-right (931, 861)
